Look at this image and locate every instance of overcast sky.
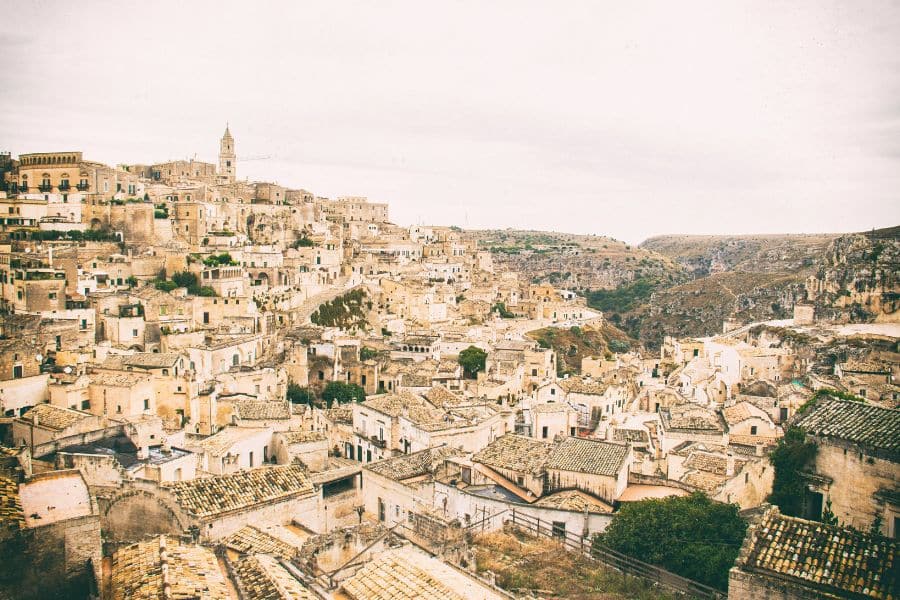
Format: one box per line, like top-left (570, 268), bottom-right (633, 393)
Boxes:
top-left (2, 1), bottom-right (898, 243)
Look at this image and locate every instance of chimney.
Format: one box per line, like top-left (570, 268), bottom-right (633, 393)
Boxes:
top-left (725, 453), bottom-right (735, 477)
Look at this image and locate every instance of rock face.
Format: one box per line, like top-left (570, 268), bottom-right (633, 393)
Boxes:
top-left (638, 272), bottom-right (805, 348)
top-left (805, 227), bottom-right (900, 323)
top-left (635, 227), bottom-right (899, 348)
top-left (468, 229), bottom-right (688, 290)
top-left (640, 233), bottom-right (839, 278)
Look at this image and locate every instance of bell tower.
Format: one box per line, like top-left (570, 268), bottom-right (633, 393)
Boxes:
top-left (218, 124), bottom-right (236, 184)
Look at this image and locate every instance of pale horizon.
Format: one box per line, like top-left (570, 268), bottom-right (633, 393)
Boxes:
top-left (2, 0), bottom-right (899, 244)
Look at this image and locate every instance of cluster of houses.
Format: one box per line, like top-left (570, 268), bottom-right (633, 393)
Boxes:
top-left (0, 131), bottom-right (896, 599)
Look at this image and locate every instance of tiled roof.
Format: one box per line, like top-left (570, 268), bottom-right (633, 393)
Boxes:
top-left (545, 437), bottom-right (629, 477)
top-left (222, 525), bottom-right (298, 559)
top-left (166, 465), bottom-right (314, 518)
top-left (738, 507), bottom-right (898, 599)
top-left (122, 352), bottom-right (183, 369)
top-left (110, 535), bottom-right (229, 600)
top-left (279, 431), bottom-right (327, 444)
top-left (559, 377), bottom-right (608, 395)
top-left (342, 550), bottom-right (465, 600)
top-left (613, 428), bottom-right (649, 444)
top-left (723, 401), bottom-right (771, 425)
top-left (681, 471), bottom-right (726, 493)
top-left (235, 400), bottom-right (291, 421)
top-left (194, 426), bottom-right (270, 456)
top-left (21, 404), bottom-right (93, 431)
top-left (323, 406), bottom-right (352, 424)
top-left (366, 447), bottom-right (464, 482)
top-left (684, 451), bottom-right (746, 476)
top-left (89, 370), bottom-right (151, 388)
top-left (793, 398), bottom-right (900, 461)
top-left (534, 489), bottom-right (614, 513)
top-left (233, 554), bottom-right (313, 599)
top-left (473, 434), bottom-right (553, 475)
top-left (425, 385), bottom-right (465, 408)
top-left (660, 403), bottom-right (724, 433)
top-left (0, 476), bottom-right (24, 537)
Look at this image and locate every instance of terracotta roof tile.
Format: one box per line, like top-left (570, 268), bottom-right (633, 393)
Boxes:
top-left (233, 554), bottom-right (313, 599)
top-left (793, 398), bottom-right (900, 461)
top-left (110, 535), bottom-right (229, 600)
top-left (740, 508), bottom-right (898, 599)
top-left (545, 437), bottom-right (629, 477)
top-left (166, 465), bottom-right (313, 518)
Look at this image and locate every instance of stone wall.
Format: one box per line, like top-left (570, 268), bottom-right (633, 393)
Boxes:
top-left (0, 513), bottom-right (101, 600)
top-left (810, 440), bottom-right (896, 531)
top-left (728, 568), bottom-right (833, 600)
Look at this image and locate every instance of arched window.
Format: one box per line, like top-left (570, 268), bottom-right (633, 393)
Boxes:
top-left (232, 354), bottom-right (239, 366)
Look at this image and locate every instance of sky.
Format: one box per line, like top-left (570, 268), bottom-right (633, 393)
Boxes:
top-left (1, 1), bottom-right (899, 244)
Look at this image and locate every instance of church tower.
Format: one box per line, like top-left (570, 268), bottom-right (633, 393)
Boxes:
top-left (218, 124), bottom-right (236, 184)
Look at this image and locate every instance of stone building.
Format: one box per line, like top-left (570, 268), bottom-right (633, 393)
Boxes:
top-left (793, 397), bottom-right (899, 536)
top-left (0, 470), bottom-right (102, 600)
top-left (729, 505), bottom-right (897, 600)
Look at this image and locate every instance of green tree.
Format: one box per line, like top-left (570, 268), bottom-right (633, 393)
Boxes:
top-left (321, 381), bottom-right (366, 407)
top-left (768, 426), bottom-right (817, 517)
top-left (458, 345), bottom-right (487, 379)
top-left (598, 492), bottom-right (746, 591)
top-left (171, 271), bottom-right (198, 289)
top-left (286, 383), bottom-right (313, 405)
top-left (125, 275), bottom-right (138, 288)
top-left (359, 346), bottom-right (378, 361)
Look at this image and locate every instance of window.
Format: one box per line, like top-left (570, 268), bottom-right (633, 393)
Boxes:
top-left (550, 387), bottom-right (555, 396)
top-left (132, 329), bottom-right (138, 337)
top-left (552, 521), bottom-right (566, 540)
top-left (162, 369), bottom-right (168, 376)
top-left (531, 369), bottom-right (538, 376)
top-left (516, 475), bottom-right (524, 487)
top-left (81, 400), bottom-right (90, 410)
top-left (377, 498), bottom-right (385, 521)
top-left (693, 349), bottom-right (699, 357)
top-left (750, 425), bottom-right (758, 435)
top-left (541, 426), bottom-right (549, 439)
top-left (249, 451), bottom-right (254, 467)
top-left (143, 399), bottom-right (150, 410)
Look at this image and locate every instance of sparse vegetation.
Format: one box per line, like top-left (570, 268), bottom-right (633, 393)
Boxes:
top-left (311, 289), bottom-right (368, 330)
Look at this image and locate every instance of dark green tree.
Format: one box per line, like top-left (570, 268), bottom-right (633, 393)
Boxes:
top-left (321, 381), bottom-right (366, 407)
top-left (286, 383), bottom-right (313, 405)
top-left (458, 345), bottom-right (487, 379)
top-left (359, 346), bottom-right (379, 361)
top-left (768, 426), bottom-right (817, 517)
top-left (598, 492), bottom-right (747, 591)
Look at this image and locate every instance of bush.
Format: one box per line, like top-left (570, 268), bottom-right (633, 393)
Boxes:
top-left (599, 492), bottom-right (746, 591)
top-left (359, 346), bottom-right (378, 361)
top-left (321, 381), bottom-right (366, 407)
top-left (768, 426), bottom-right (817, 516)
top-left (608, 339), bottom-right (630, 353)
top-left (154, 280), bottom-right (177, 292)
top-left (287, 383), bottom-right (314, 405)
top-left (458, 346), bottom-right (487, 379)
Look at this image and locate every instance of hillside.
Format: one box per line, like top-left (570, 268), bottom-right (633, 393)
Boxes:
top-left (526, 322), bottom-right (635, 376)
top-left (468, 229), bottom-right (688, 290)
top-left (640, 233), bottom-right (839, 277)
top-left (637, 271), bottom-right (806, 346)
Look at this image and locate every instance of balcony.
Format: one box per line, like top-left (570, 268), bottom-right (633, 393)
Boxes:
top-left (58, 183), bottom-right (71, 191)
top-left (76, 183), bottom-right (90, 191)
top-left (369, 435), bottom-right (387, 449)
top-left (38, 184), bottom-right (52, 193)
